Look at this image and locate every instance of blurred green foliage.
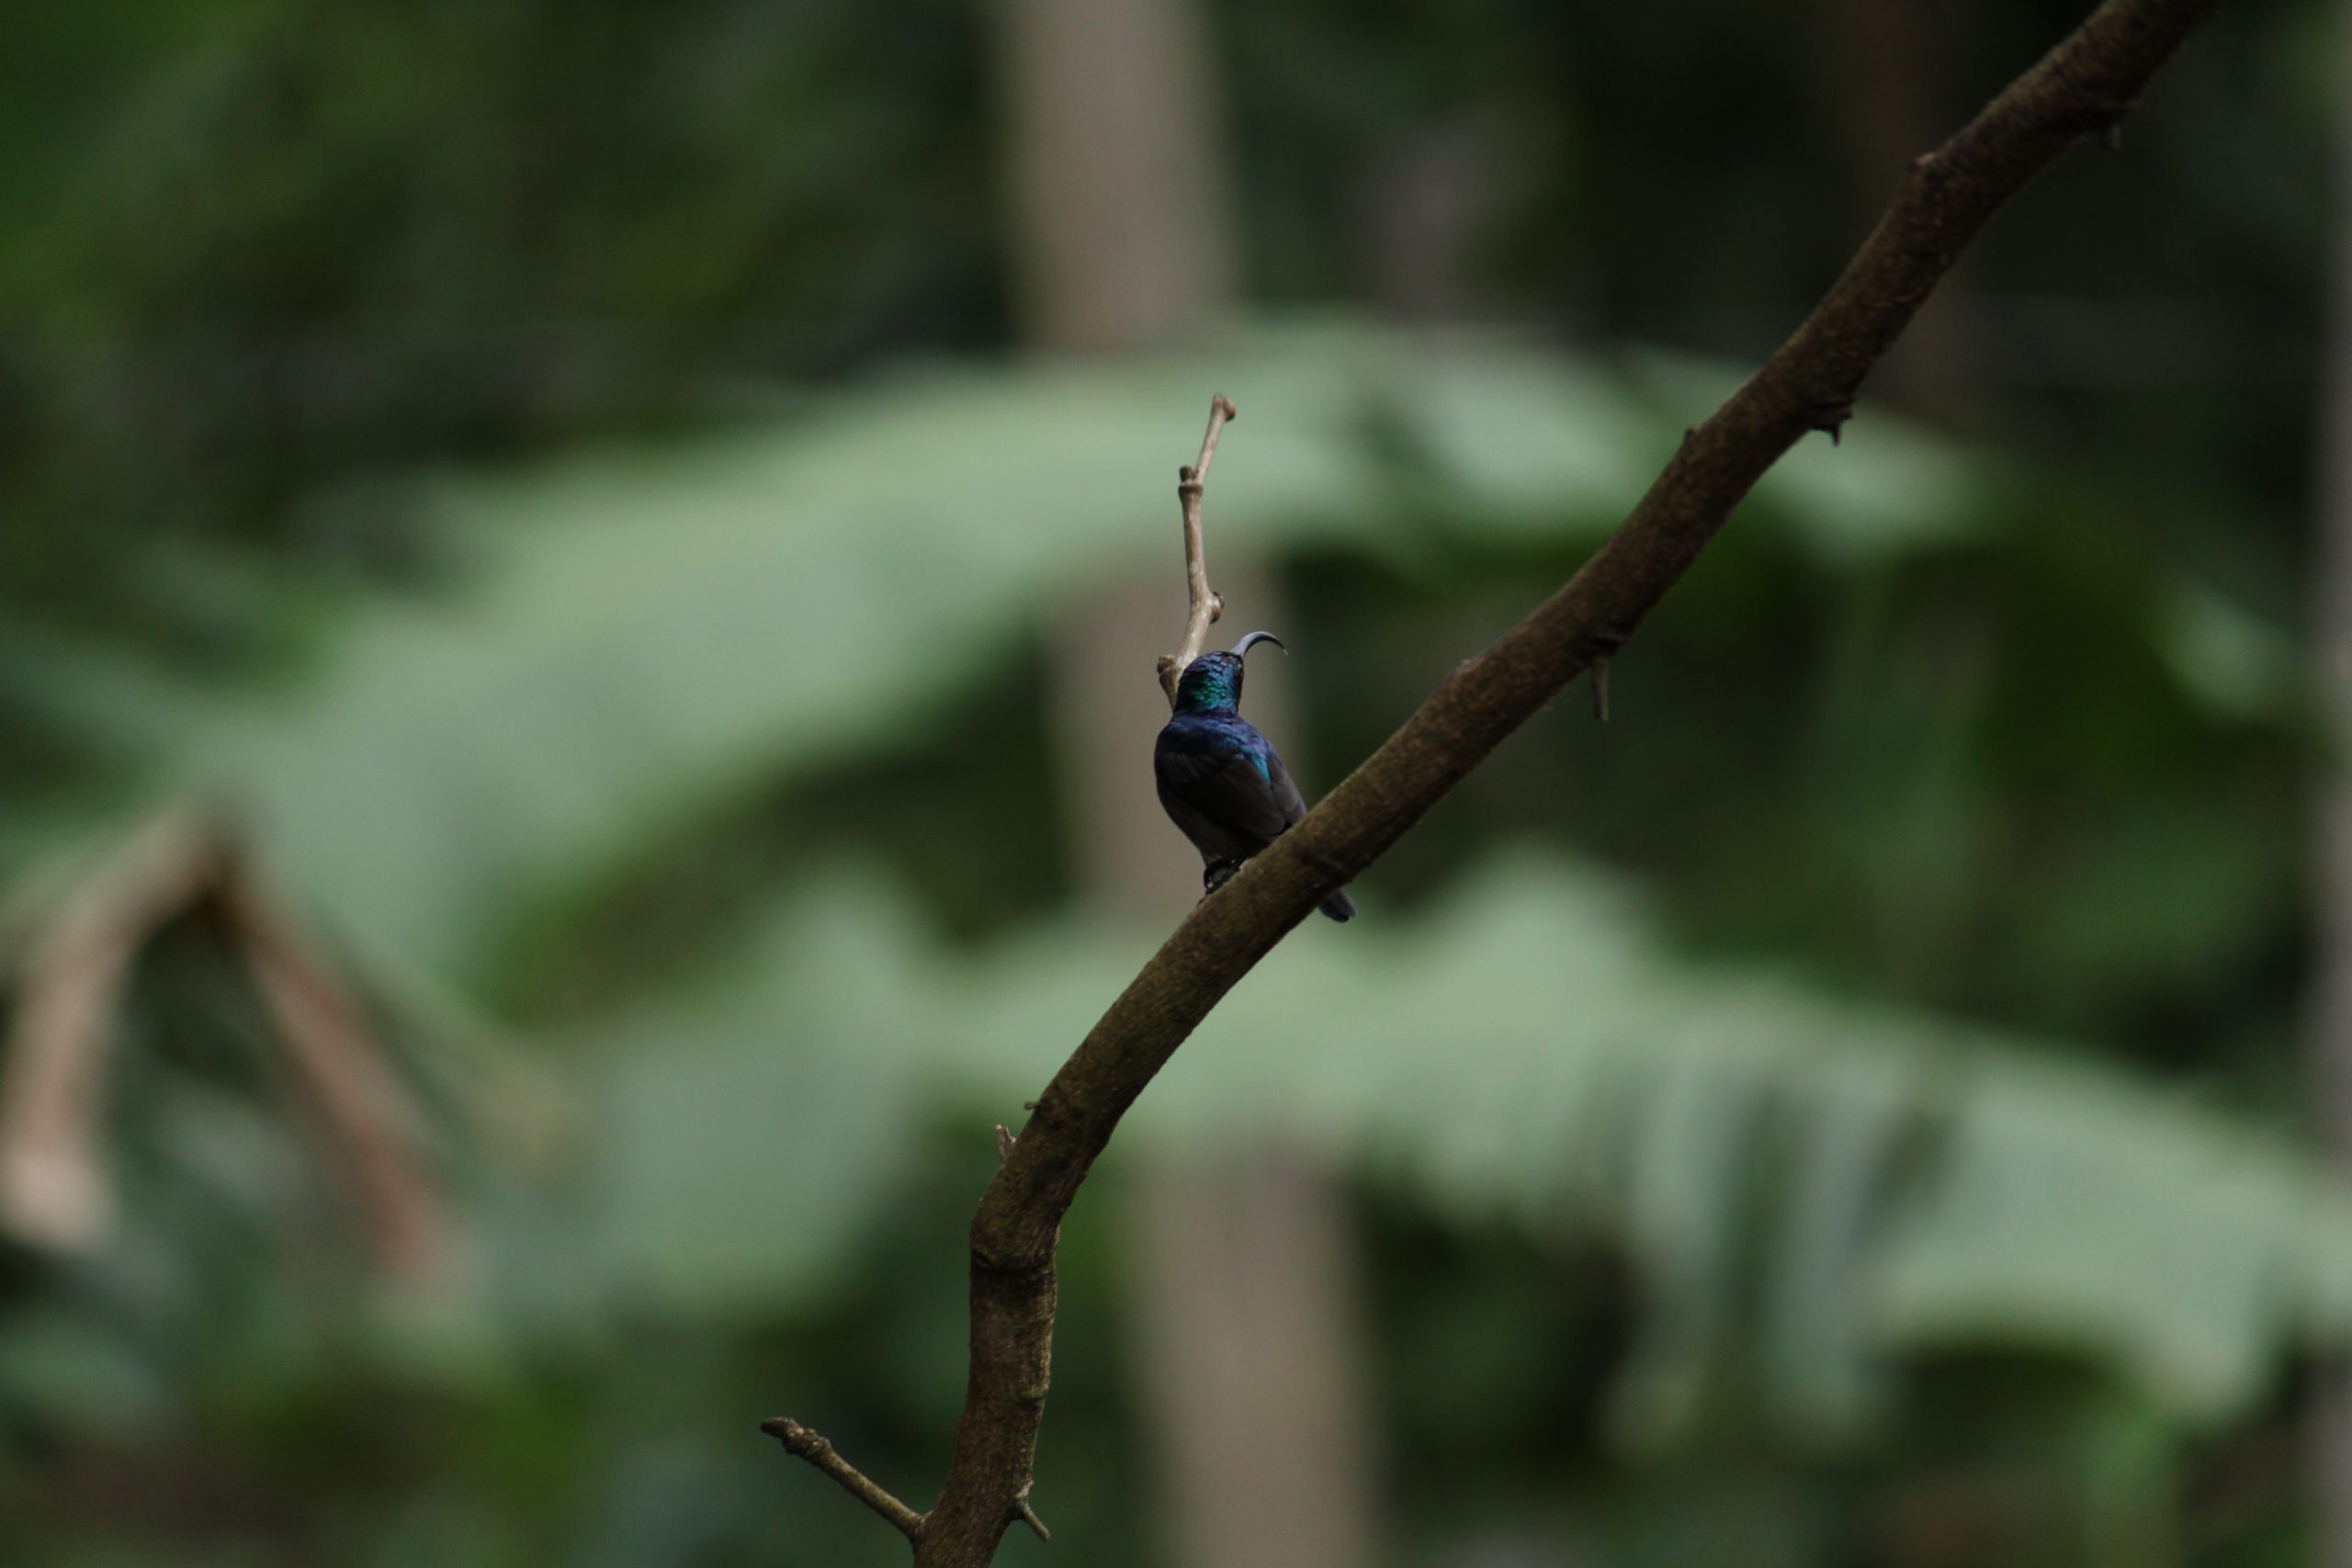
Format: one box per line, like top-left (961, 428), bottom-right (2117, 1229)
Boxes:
top-left (0, 1), bottom-right (2338, 1566)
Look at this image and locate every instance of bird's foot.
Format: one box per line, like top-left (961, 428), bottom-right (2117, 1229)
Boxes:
top-left (1202, 859), bottom-right (1240, 896)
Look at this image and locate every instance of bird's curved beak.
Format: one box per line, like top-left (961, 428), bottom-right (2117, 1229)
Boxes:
top-left (1229, 630), bottom-right (1286, 659)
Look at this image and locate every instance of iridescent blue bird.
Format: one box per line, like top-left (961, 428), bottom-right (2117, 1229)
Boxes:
top-left (1155, 631), bottom-right (1355, 921)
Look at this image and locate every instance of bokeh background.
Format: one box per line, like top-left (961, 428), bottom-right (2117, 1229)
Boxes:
top-left (0, 2), bottom-right (2345, 1564)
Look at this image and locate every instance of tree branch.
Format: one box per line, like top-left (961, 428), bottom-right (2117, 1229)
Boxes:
top-left (765, 1), bottom-right (2224, 1561)
top-left (761, 1417), bottom-right (926, 1541)
top-left (1156, 392), bottom-right (1238, 705)
top-left (0, 810), bottom-right (445, 1275)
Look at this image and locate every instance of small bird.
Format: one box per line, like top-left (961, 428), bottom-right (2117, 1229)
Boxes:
top-left (1154, 631), bottom-right (1355, 921)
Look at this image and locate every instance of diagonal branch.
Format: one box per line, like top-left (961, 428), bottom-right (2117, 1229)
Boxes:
top-left (217, 852), bottom-right (447, 1278)
top-left (764, 1), bottom-right (2224, 1562)
top-left (1157, 393), bottom-right (1238, 705)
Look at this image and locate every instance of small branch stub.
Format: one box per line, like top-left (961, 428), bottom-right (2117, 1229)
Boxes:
top-left (1808, 397), bottom-right (1856, 445)
top-left (761, 1416), bottom-right (925, 1542)
top-left (1589, 630), bottom-right (1628, 722)
top-left (1013, 1483), bottom-right (1051, 1542)
top-left (1157, 394), bottom-right (1238, 705)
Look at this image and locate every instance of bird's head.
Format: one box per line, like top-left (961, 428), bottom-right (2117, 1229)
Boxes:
top-left (1172, 631), bottom-right (1284, 714)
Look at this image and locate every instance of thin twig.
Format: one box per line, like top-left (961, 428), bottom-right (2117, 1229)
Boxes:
top-left (1156, 393), bottom-right (1238, 705)
top-left (761, 1417), bottom-right (925, 1541)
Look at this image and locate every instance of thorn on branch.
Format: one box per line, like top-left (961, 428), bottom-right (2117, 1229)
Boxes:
top-left (2057, 96), bottom-right (2139, 141)
top-left (760, 1416), bottom-right (924, 1542)
top-left (1806, 398), bottom-right (1855, 445)
top-left (1586, 630), bottom-right (1629, 723)
top-left (995, 1124), bottom-right (1016, 1162)
top-left (1013, 1482), bottom-right (1052, 1541)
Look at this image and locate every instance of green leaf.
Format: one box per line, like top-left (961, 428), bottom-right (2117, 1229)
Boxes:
top-left (582, 852), bottom-right (2352, 1436)
top-left (158, 321), bottom-right (2022, 987)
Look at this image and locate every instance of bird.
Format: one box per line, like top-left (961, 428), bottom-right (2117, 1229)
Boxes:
top-left (1154, 631), bottom-right (1356, 921)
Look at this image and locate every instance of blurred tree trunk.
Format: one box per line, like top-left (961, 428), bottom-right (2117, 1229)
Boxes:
top-left (987, 4), bottom-right (1385, 1565)
top-left (2312, 11), bottom-right (2352, 1562)
top-left (1356, 118), bottom-right (1508, 323)
top-left (1809, 0), bottom-right (1973, 417)
top-left (989, 0), bottom-right (1236, 352)
top-left (1126, 1142), bottom-right (1382, 1568)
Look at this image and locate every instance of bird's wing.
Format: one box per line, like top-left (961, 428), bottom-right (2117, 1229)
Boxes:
top-left (1264, 748), bottom-right (1310, 828)
top-left (1155, 743), bottom-right (1294, 846)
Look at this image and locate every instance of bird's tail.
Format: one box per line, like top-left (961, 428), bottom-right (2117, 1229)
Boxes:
top-left (1318, 888), bottom-right (1356, 922)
